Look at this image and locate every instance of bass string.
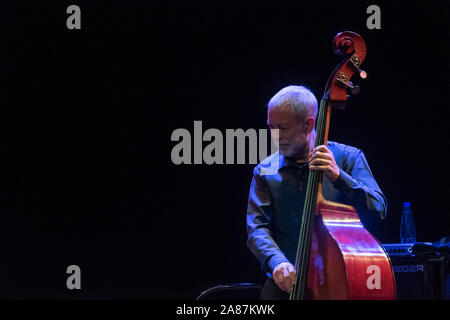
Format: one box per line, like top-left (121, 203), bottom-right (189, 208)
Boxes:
top-left (290, 99), bottom-right (328, 300)
top-left (293, 170), bottom-right (319, 299)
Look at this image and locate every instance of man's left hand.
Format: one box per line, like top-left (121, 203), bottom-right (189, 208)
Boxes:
top-left (308, 145), bottom-right (340, 183)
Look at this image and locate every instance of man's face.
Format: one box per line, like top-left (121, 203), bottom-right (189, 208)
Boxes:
top-left (267, 105), bottom-right (311, 159)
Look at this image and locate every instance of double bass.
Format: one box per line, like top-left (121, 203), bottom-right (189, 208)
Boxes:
top-left (289, 31), bottom-right (396, 300)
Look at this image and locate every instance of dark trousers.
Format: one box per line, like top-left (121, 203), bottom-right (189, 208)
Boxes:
top-left (260, 278), bottom-right (289, 300)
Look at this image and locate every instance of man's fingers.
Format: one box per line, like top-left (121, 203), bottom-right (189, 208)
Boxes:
top-left (309, 158), bottom-right (331, 166)
top-left (274, 271), bottom-right (287, 291)
top-left (273, 263), bottom-right (297, 292)
top-left (309, 165), bottom-right (329, 171)
top-left (281, 267), bottom-right (297, 292)
top-left (275, 269), bottom-right (291, 292)
top-left (289, 269), bottom-right (297, 288)
top-left (281, 268), bottom-right (291, 292)
top-left (276, 269), bottom-right (288, 292)
top-left (287, 267), bottom-right (296, 292)
top-left (311, 151), bottom-right (331, 159)
top-left (313, 145), bottom-right (329, 153)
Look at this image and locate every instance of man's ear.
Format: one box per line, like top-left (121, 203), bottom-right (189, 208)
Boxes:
top-left (304, 117), bottom-right (315, 134)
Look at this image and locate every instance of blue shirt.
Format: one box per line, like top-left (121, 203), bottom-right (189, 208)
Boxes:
top-left (246, 141), bottom-right (387, 279)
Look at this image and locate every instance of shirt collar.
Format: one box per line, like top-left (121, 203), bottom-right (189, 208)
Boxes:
top-left (279, 152), bottom-right (309, 170)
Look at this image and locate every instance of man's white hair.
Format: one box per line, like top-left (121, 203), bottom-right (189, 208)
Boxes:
top-left (267, 85), bottom-right (318, 121)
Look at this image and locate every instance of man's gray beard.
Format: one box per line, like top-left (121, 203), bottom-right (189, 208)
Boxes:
top-left (289, 142), bottom-right (310, 161)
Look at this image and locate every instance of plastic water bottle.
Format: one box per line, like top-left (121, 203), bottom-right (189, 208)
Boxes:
top-left (400, 202), bottom-right (416, 243)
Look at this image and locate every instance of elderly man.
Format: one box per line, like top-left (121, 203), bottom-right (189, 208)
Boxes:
top-left (246, 85), bottom-right (387, 299)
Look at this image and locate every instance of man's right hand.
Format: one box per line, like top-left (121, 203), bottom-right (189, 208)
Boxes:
top-left (272, 262), bottom-right (296, 293)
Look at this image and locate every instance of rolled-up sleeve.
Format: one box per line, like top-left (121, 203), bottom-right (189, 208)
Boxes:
top-left (332, 149), bottom-right (387, 220)
top-left (246, 167), bottom-right (290, 276)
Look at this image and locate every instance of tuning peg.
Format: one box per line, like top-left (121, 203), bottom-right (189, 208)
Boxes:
top-left (349, 58), bottom-right (367, 79)
top-left (335, 75), bottom-right (360, 95)
top-left (347, 81), bottom-right (360, 95)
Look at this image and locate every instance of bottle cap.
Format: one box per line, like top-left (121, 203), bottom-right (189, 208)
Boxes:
top-left (403, 202), bottom-right (411, 208)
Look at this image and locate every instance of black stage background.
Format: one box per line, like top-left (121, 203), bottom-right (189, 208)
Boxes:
top-left (0, 1), bottom-right (448, 299)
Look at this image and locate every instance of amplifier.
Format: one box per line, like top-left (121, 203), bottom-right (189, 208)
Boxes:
top-left (382, 243), bottom-right (449, 300)
top-left (382, 242), bottom-right (433, 257)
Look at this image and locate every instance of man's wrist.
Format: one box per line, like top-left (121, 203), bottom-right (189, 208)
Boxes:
top-left (328, 168), bottom-right (340, 183)
top-left (331, 169), bottom-right (357, 193)
top-left (267, 254), bottom-right (290, 274)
